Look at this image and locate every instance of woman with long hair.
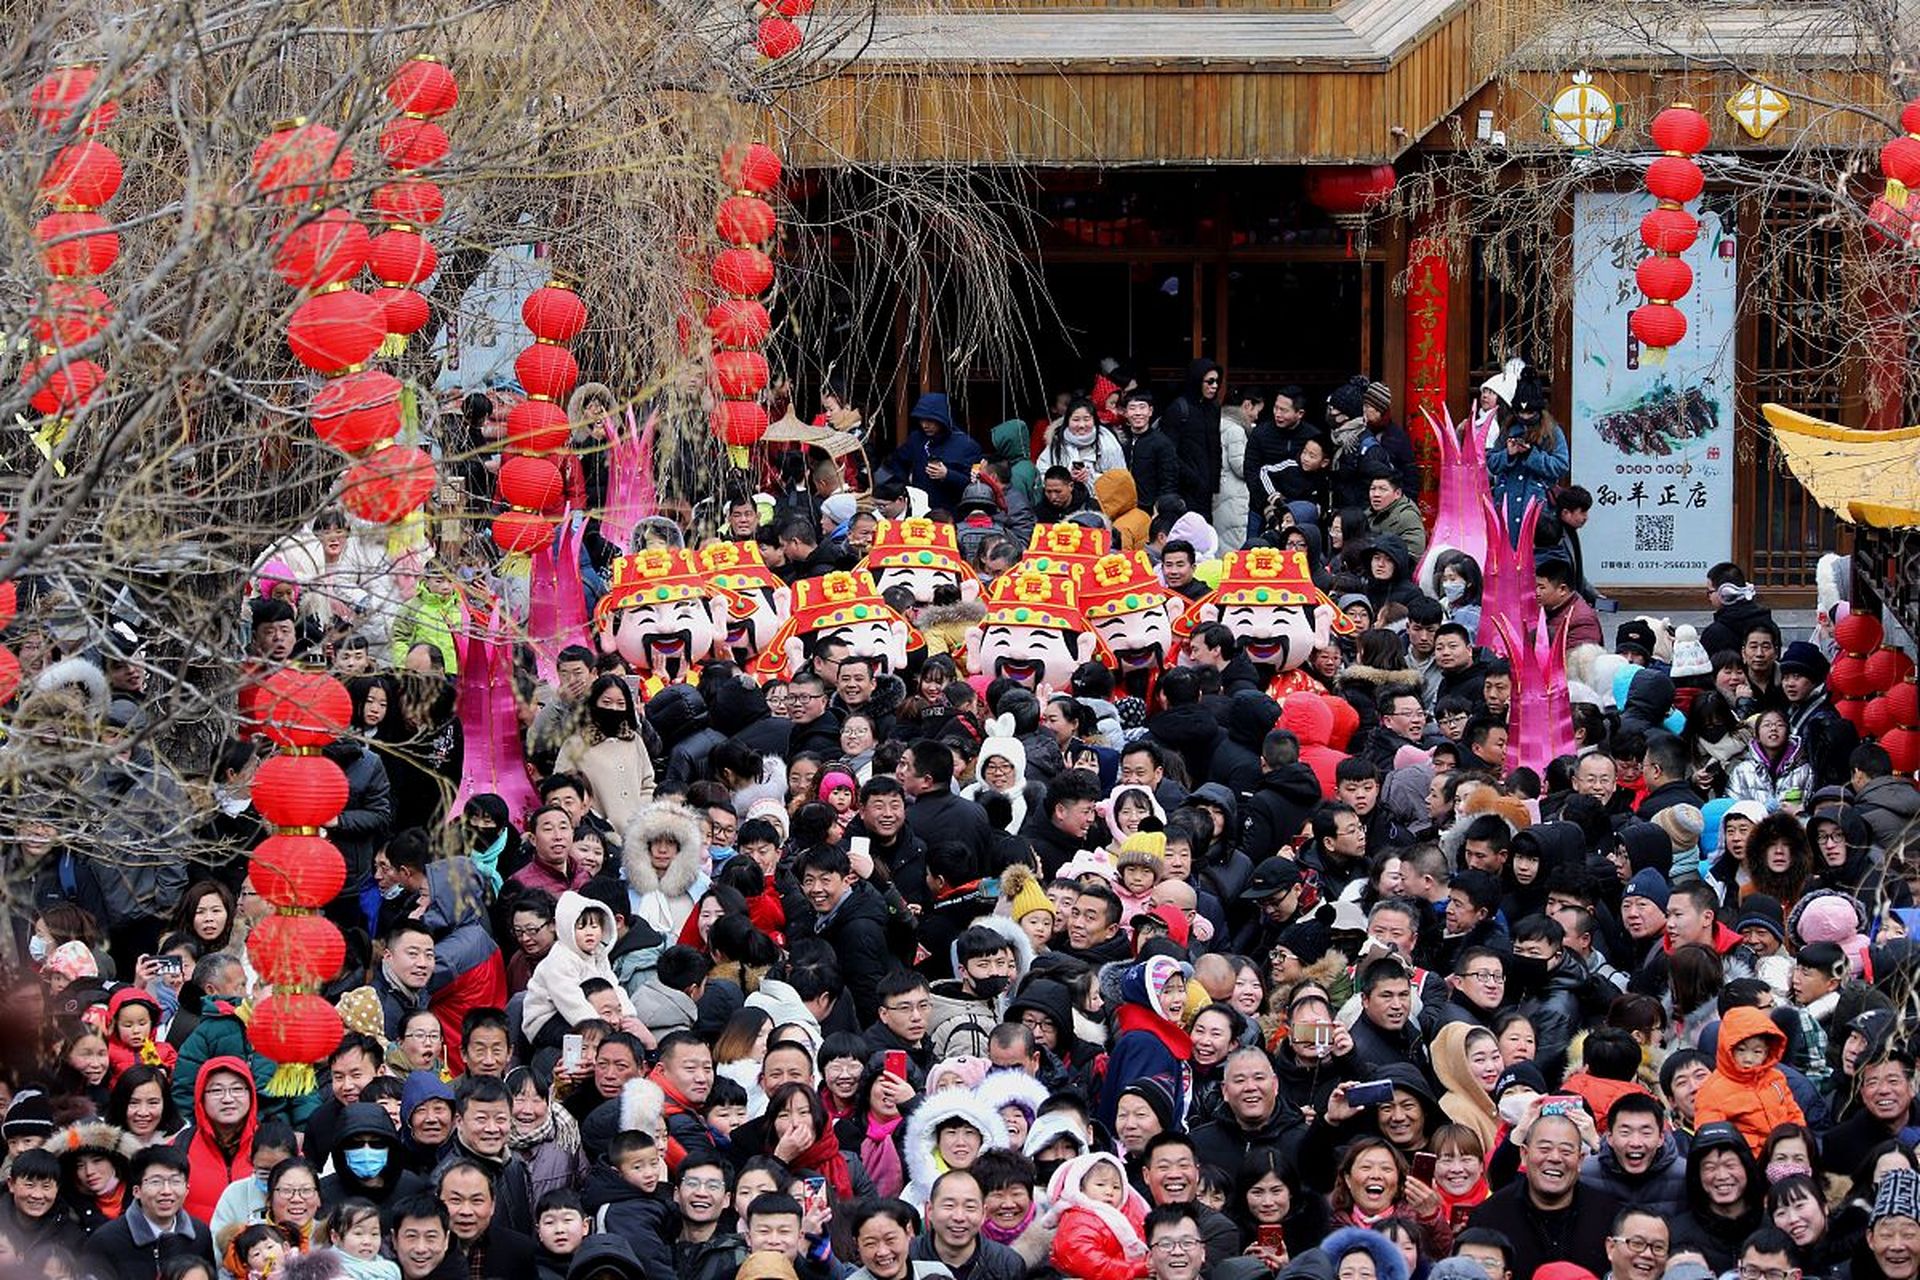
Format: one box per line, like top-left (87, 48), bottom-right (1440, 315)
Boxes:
top-left (555, 674), bottom-right (658, 839)
top-left (712, 1007), bottom-right (774, 1100)
top-left (1432, 552), bottom-right (1484, 637)
top-left (171, 882), bottom-right (237, 956)
top-left (344, 675), bottom-right (406, 744)
top-left (761, 1080), bottom-right (870, 1203)
top-left (831, 1055), bottom-right (917, 1199)
top-left (1669, 945), bottom-right (1725, 1049)
top-left (106, 1064), bottom-right (182, 1146)
top-left (1233, 1147), bottom-right (1330, 1268)
top-left (1039, 397), bottom-right (1127, 480)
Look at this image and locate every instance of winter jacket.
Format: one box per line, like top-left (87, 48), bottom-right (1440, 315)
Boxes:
top-left (1096, 961), bottom-right (1194, 1129)
top-left (168, 995), bottom-right (281, 1122)
top-left (1788, 689), bottom-right (1860, 791)
top-left (910, 1236), bottom-right (1023, 1280)
top-left (1145, 703), bottom-right (1224, 789)
top-left (1162, 360), bottom-right (1224, 509)
top-left (420, 856), bottom-right (508, 1073)
top-left (1209, 691), bottom-right (1282, 797)
top-left (317, 1103), bottom-right (424, 1209)
top-left (171, 1056), bottom-right (258, 1224)
top-left (1577, 1129), bottom-right (1690, 1220)
top-left (83, 749), bottom-right (194, 929)
top-left (1727, 737), bottom-right (1815, 809)
top-left (323, 740), bottom-right (394, 901)
top-left (1466, 1179), bottom-right (1622, 1280)
top-left (628, 977), bottom-right (699, 1040)
top-left (1121, 424), bottom-right (1181, 512)
top-left (1517, 954), bottom-right (1588, 1086)
top-left (1850, 776), bottom-right (1920, 850)
top-left (1213, 409), bottom-right (1250, 552)
top-left (906, 788), bottom-right (995, 870)
top-left (391, 586), bottom-right (462, 672)
top-left (1047, 1154), bottom-right (1151, 1280)
top-left (556, 730), bottom-right (657, 840)
top-left (1096, 469), bottom-right (1151, 553)
top-left (1485, 417), bottom-right (1571, 533)
top-left (80, 1205), bottom-right (215, 1280)
top-left (644, 684), bottom-right (727, 786)
top-left (1692, 1004), bottom-right (1806, 1153)
top-left (1701, 599), bottom-right (1777, 661)
top-left (621, 803), bottom-right (708, 940)
top-left (1430, 1022), bottom-right (1500, 1152)
top-left (1366, 495), bottom-right (1428, 563)
top-left (1041, 421), bottom-right (1128, 479)
top-left (1241, 762), bottom-right (1323, 860)
top-left (990, 419), bottom-right (1041, 502)
top-left (811, 879), bottom-right (901, 1026)
top-left (523, 891), bottom-right (633, 1039)
top-left (903, 1091), bottom-right (1011, 1207)
top-left (1278, 694), bottom-right (1348, 797)
top-left (885, 395), bottom-right (984, 513)
top-left (1542, 591), bottom-right (1605, 653)
top-left (578, 1165), bottom-right (677, 1279)
top-left (104, 988), bottom-right (176, 1085)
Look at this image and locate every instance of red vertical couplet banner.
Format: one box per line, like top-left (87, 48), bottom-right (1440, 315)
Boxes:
top-left (1404, 236), bottom-right (1449, 524)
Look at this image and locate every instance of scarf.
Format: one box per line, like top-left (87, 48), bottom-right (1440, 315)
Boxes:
top-left (861, 1115), bottom-right (906, 1199)
top-left (1342, 1203), bottom-right (1397, 1231)
top-left (982, 1202), bottom-right (1034, 1247)
top-left (1331, 418), bottom-right (1369, 462)
top-left (793, 1127), bottom-right (854, 1201)
top-left (469, 829), bottom-right (507, 894)
top-left (509, 1096), bottom-right (582, 1157)
top-left (1064, 418), bottom-right (1097, 447)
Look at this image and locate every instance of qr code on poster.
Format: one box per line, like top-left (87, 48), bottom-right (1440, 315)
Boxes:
top-left (1635, 514), bottom-right (1675, 553)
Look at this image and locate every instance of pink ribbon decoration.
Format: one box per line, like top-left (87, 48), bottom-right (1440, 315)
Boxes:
top-left (451, 603), bottom-right (541, 825)
top-left (527, 510), bottom-right (590, 687)
top-left (1415, 406), bottom-right (1493, 594)
top-left (1476, 493), bottom-right (1541, 655)
top-left (601, 406), bottom-right (659, 554)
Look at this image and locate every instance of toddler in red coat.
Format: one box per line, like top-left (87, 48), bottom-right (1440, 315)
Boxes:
top-left (1047, 1152), bottom-right (1150, 1280)
top-left (103, 988), bottom-right (176, 1083)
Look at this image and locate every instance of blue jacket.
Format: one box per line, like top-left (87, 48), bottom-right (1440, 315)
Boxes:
top-left (1486, 419), bottom-right (1571, 534)
top-left (885, 394), bottom-right (983, 512)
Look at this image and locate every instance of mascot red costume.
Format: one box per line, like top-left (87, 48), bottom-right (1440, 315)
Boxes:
top-left (1175, 548), bottom-right (1354, 701)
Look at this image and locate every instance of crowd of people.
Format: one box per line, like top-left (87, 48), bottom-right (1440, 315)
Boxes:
top-left (2, 361), bottom-right (1920, 1280)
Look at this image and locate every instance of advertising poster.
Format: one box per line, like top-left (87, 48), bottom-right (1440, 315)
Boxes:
top-left (1570, 191), bottom-right (1738, 588)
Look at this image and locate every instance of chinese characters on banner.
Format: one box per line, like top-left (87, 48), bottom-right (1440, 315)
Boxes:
top-left (1570, 191), bottom-right (1737, 588)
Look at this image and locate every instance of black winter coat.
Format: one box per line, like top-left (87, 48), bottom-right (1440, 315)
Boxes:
top-left (810, 879), bottom-right (901, 1025)
top-left (1121, 426), bottom-right (1182, 511)
top-left (1466, 1182), bottom-right (1622, 1280)
top-left (1161, 359), bottom-right (1224, 507)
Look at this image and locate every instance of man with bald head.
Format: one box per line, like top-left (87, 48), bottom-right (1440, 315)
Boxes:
top-left (1467, 1109), bottom-right (1621, 1278)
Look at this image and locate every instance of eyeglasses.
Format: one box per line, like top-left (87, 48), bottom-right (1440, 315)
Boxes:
top-left (404, 1029), bottom-right (443, 1041)
top-left (1611, 1237), bottom-right (1669, 1258)
top-left (1151, 1239), bottom-right (1204, 1254)
top-left (883, 1000), bottom-right (932, 1015)
top-left (204, 1085), bottom-right (249, 1101)
top-left (1737, 1267), bottom-right (1792, 1280)
top-left (681, 1177), bottom-right (728, 1191)
top-left (276, 1184), bottom-right (320, 1200)
top-left (141, 1175), bottom-right (187, 1190)
top-left (511, 922), bottom-right (553, 939)
top-left (1462, 970), bottom-right (1506, 984)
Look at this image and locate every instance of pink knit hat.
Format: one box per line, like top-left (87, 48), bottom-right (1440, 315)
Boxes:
top-left (817, 770), bottom-right (857, 802)
top-left (43, 941), bottom-right (97, 982)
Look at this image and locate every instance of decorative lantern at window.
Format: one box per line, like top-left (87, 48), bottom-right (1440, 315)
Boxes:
top-left (1631, 101), bottom-right (1709, 364)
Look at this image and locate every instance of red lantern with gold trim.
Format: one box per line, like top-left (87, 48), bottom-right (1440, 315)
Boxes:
top-left (707, 299), bottom-right (771, 349)
top-left (721, 143), bottom-right (782, 195)
top-left (372, 180), bottom-right (446, 227)
top-left (368, 229), bottom-right (438, 287)
top-left (312, 370), bottom-right (404, 455)
top-left (379, 118), bottom-right (450, 172)
top-left (36, 211), bottom-right (119, 278)
top-left (1630, 303), bottom-right (1687, 350)
top-left (1650, 104), bottom-right (1711, 154)
top-left (1302, 164), bottom-right (1397, 229)
top-left (515, 344), bottom-right (579, 402)
top-left (1830, 654), bottom-right (1873, 699)
top-left (505, 399), bottom-right (571, 453)
top-left (492, 510), bottom-right (554, 554)
top-left (30, 284), bottom-right (113, 350)
top-left (274, 210), bottom-right (371, 291)
top-left (713, 249), bottom-right (774, 297)
top-left (758, 16), bottom-right (803, 58)
top-left (31, 66), bottom-right (118, 135)
top-left (498, 455), bottom-right (566, 514)
top-left (39, 142), bottom-right (123, 210)
top-left (341, 446), bottom-right (435, 524)
top-left (1884, 725), bottom-right (1920, 773)
top-left (1889, 681), bottom-right (1920, 730)
top-left (1867, 647), bottom-right (1916, 694)
top-left (255, 669), bottom-right (353, 746)
top-left (717, 196), bottom-right (776, 247)
top-left (19, 356), bottom-right (105, 415)
top-left (249, 834), bottom-right (346, 906)
top-left (252, 121), bottom-right (354, 205)
top-left (249, 912), bottom-right (348, 987)
top-left (713, 350), bottom-right (770, 399)
top-left (1645, 155), bottom-right (1704, 204)
top-left (1834, 613), bottom-right (1884, 656)
top-left (249, 993), bottom-right (345, 1093)
top-left (1635, 255), bottom-right (1692, 304)
top-left (372, 287), bottom-right (431, 344)
top-left (288, 290), bottom-right (387, 375)
top-left (254, 754), bottom-right (349, 828)
top-left (387, 57), bottom-right (459, 118)
top-left (523, 285), bottom-right (588, 343)
top-left (714, 398), bottom-right (769, 446)
top-left (1883, 137), bottom-right (1920, 190)
top-left (1639, 207), bottom-right (1698, 254)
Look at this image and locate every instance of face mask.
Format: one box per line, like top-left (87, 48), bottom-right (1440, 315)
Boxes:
top-left (710, 845), bottom-right (736, 866)
top-left (381, 883), bottom-right (407, 900)
top-left (1505, 954), bottom-right (1551, 994)
top-left (590, 706), bottom-right (629, 738)
top-left (971, 976), bottom-right (1011, 1002)
top-left (343, 1147), bottom-right (389, 1179)
top-left (1441, 580), bottom-right (1465, 603)
top-left (28, 935), bottom-right (49, 963)
top-left (1497, 1091), bottom-right (1534, 1126)
top-left (255, 1171), bottom-right (272, 1192)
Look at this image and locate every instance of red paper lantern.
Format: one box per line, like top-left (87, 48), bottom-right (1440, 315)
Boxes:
top-left (0, 581), bottom-right (15, 631)
top-left (713, 248), bottom-right (774, 297)
top-left (716, 195), bottom-right (777, 247)
top-left (249, 912), bottom-right (348, 987)
top-left (498, 455), bottom-right (566, 514)
top-left (29, 284), bottom-right (112, 349)
top-left (492, 510), bottom-right (554, 554)
top-left (1834, 613), bottom-right (1885, 656)
top-left (758, 16), bottom-right (804, 58)
top-left (19, 356), bottom-right (105, 415)
top-left (522, 285), bottom-right (588, 343)
top-left (35, 210), bottom-right (119, 277)
top-left (254, 753), bottom-right (349, 828)
top-left (0, 646), bottom-right (19, 707)
top-left (1883, 725), bottom-right (1920, 774)
top-left (287, 290), bottom-right (388, 374)
top-left (1649, 104), bottom-right (1711, 154)
top-left (249, 992), bottom-right (344, 1063)
top-left (39, 142), bottom-right (122, 210)
top-left (372, 286), bottom-right (431, 340)
top-left (378, 118), bottom-right (450, 172)
top-left (1889, 681), bottom-right (1920, 730)
top-left (714, 398), bottom-right (769, 446)
top-left (1830, 654), bottom-right (1873, 698)
top-left (721, 143), bottom-right (783, 195)
top-left (707, 299), bottom-right (772, 348)
top-left (31, 66), bottom-right (118, 134)
top-left (1630, 303), bottom-right (1687, 349)
top-left (311, 369), bottom-right (404, 454)
top-left (1835, 697), bottom-right (1872, 733)
top-left (1884, 137), bottom-right (1920, 189)
top-left (1865, 696), bottom-right (1898, 742)
top-left (341, 446), bottom-right (435, 524)
top-left (252, 121), bottom-right (353, 204)
top-left (274, 210), bottom-right (371, 291)
top-left (371, 180), bottom-right (446, 227)
top-left (515, 344), bottom-right (579, 402)
top-left (368, 229), bottom-right (438, 286)
top-left (249, 834), bottom-right (346, 906)
top-left (505, 398), bottom-right (570, 452)
top-left (713, 350), bottom-right (770, 398)
top-left (1635, 255), bottom-right (1693, 303)
top-left (776, 0), bottom-right (813, 15)
top-left (1639, 207), bottom-right (1699, 254)
top-left (1644, 155), bottom-right (1704, 205)
top-left (1902, 99), bottom-right (1920, 137)
top-left (387, 57), bottom-right (459, 118)
top-left (1303, 165), bottom-right (1397, 227)
top-left (1867, 647), bottom-right (1917, 693)
top-left (255, 669), bottom-right (353, 746)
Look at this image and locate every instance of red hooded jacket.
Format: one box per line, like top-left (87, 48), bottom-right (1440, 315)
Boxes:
top-left (172, 1055), bottom-right (258, 1224)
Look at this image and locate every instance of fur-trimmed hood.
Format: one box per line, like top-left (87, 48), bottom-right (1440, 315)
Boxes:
top-left (46, 1119), bottom-right (140, 1166)
top-left (622, 802), bottom-right (707, 899)
top-left (918, 598), bottom-right (986, 632)
top-left (902, 1088), bottom-right (1011, 1205)
top-left (975, 1069), bottom-right (1049, 1125)
top-left (1324, 1228), bottom-right (1409, 1280)
top-left (618, 1076), bottom-right (666, 1138)
top-left (32, 657), bottom-right (110, 722)
top-left (1340, 664), bottom-right (1423, 693)
top-left (969, 913), bottom-right (1035, 979)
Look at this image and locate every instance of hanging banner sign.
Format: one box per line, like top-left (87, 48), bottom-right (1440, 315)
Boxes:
top-left (1570, 190), bottom-right (1737, 588)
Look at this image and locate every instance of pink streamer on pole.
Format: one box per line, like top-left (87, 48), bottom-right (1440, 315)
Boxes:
top-left (1415, 406), bottom-right (1493, 592)
top-left (528, 511), bottom-right (590, 687)
top-left (1491, 606), bottom-right (1577, 775)
top-left (1476, 493), bottom-right (1541, 655)
top-left (601, 407), bottom-right (659, 554)
top-left (451, 604), bottom-right (541, 826)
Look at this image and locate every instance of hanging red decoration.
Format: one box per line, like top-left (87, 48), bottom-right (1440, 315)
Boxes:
top-left (0, 647), bottom-right (19, 707)
top-left (505, 399), bottom-right (571, 453)
top-left (387, 56), bottom-right (460, 118)
top-left (1884, 136), bottom-right (1920, 190)
top-left (1834, 613), bottom-right (1885, 656)
top-left (707, 299), bottom-right (772, 348)
top-left (311, 370), bottom-right (405, 454)
top-left (515, 344), bottom-right (580, 402)
top-left (1835, 697), bottom-right (1873, 733)
top-left (1634, 255), bottom-right (1693, 304)
top-left (712, 248), bottom-right (774, 296)
top-left (775, 0), bottom-right (814, 15)
top-left (31, 65), bottom-right (118, 134)
top-left (254, 669), bottom-right (353, 745)
top-left (1634, 101), bottom-right (1708, 362)
top-left (1867, 647), bottom-right (1917, 693)
top-left (498, 455), bottom-right (566, 513)
top-left (1629, 303), bottom-right (1687, 349)
top-left (1639, 207), bottom-right (1699, 254)
top-left (757, 16), bottom-right (804, 58)
top-left (1865, 696), bottom-right (1898, 742)
top-left (492, 510), bottom-right (554, 554)
top-left (249, 835), bottom-right (346, 906)
top-left (1649, 104), bottom-right (1712, 154)
top-left (372, 287), bottom-right (431, 342)
top-left (273, 210), bottom-right (371, 291)
top-left (1883, 725), bottom-right (1920, 774)
top-left (522, 284), bottom-right (588, 343)
top-left (378, 118), bottom-right (450, 172)
top-left (36, 211), bottom-right (119, 277)
top-left (1644, 155), bottom-right (1704, 204)
top-left (1888, 680), bottom-right (1920, 729)
top-left (287, 290), bottom-right (388, 374)
top-left (39, 142), bottom-right (123, 210)
top-left (340, 446), bottom-right (435, 524)
top-left (712, 350), bottom-right (770, 399)
top-left (249, 913), bottom-right (348, 987)
top-left (248, 993), bottom-right (344, 1095)
top-left (716, 195), bottom-right (777, 246)
top-left (714, 398), bottom-right (769, 446)
top-left (1302, 165), bottom-right (1398, 228)
top-left (1830, 654), bottom-right (1873, 699)
top-left (371, 180), bottom-right (447, 227)
top-left (721, 143), bottom-right (783, 195)
top-left (30, 283), bottom-right (114, 349)
top-left (254, 753), bottom-right (349, 829)
top-left (252, 121), bottom-right (354, 205)
top-left (19, 356), bottom-right (105, 416)
top-left (368, 229), bottom-right (438, 286)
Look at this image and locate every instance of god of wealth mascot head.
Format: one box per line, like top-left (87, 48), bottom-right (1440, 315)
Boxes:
top-left (595, 549), bottom-right (745, 696)
top-left (1174, 548), bottom-right (1354, 700)
top-left (962, 570), bottom-right (1102, 692)
top-left (700, 541), bottom-right (791, 668)
top-left (1078, 551), bottom-right (1179, 702)
top-left (748, 570), bottom-right (921, 682)
top-left (863, 518), bottom-right (979, 607)
top-left (1019, 522), bottom-right (1109, 579)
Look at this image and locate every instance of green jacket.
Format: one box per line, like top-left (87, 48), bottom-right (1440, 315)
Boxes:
top-left (1368, 495), bottom-right (1428, 563)
top-left (392, 587), bottom-right (461, 673)
top-left (171, 995), bottom-right (314, 1123)
top-left (990, 419), bottom-right (1039, 503)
